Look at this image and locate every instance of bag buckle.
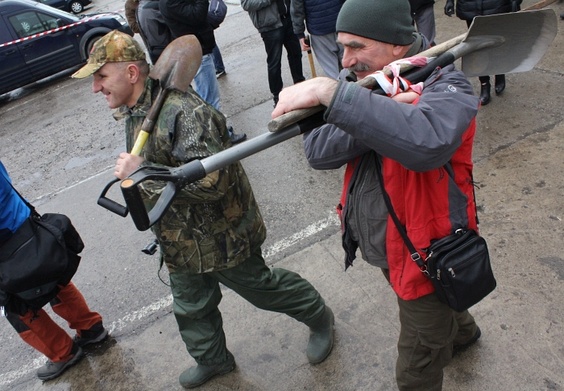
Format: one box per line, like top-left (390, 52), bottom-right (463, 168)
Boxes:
top-left (411, 252), bottom-right (430, 276)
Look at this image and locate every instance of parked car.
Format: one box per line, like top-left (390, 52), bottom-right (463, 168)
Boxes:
top-left (36, 0), bottom-right (92, 14)
top-left (0, 0), bottom-right (133, 96)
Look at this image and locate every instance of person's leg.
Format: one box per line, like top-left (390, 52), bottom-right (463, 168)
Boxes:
top-left (212, 45), bottom-right (226, 77)
top-left (50, 282), bottom-right (107, 346)
top-left (193, 54), bottom-right (222, 111)
top-left (413, 5), bottom-right (436, 45)
top-left (6, 308), bottom-right (74, 362)
top-left (169, 270), bottom-right (228, 365)
top-left (281, 18), bottom-right (305, 84)
top-left (214, 247), bottom-right (334, 364)
top-left (395, 293), bottom-right (457, 391)
top-left (260, 27), bottom-right (285, 102)
top-left (215, 248), bottom-right (325, 323)
top-left (310, 33), bottom-right (343, 79)
top-left (169, 269), bottom-right (235, 388)
top-left (478, 75), bottom-right (491, 105)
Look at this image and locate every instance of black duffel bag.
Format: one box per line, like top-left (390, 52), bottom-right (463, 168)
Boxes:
top-left (0, 212), bottom-right (83, 313)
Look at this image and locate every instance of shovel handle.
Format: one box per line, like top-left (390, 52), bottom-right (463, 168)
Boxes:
top-left (97, 178), bottom-right (129, 217)
top-left (130, 130), bottom-right (151, 156)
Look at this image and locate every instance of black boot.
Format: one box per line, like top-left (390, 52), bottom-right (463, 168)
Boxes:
top-left (479, 82), bottom-right (491, 106)
top-left (494, 74), bottom-right (505, 95)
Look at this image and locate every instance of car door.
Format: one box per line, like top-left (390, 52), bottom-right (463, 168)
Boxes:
top-left (5, 8), bottom-right (81, 81)
top-left (0, 17), bottom-right (29, 95)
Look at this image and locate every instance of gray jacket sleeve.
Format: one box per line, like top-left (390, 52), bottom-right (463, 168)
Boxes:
top-left (290, 0), bottom-right (306, 36)
top-left (305, 65), bottom-right (479, 172)
top-left (240, 0), bottom-right (272, 12)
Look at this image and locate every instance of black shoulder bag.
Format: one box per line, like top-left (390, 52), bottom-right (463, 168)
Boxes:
top-left (375, 157), bottom-right (496, 312)
top-left (0, 183), bottom-right (83, 314)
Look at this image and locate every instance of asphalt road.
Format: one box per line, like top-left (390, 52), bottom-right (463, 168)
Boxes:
top-left (0, 0), bottom-right (563, 390)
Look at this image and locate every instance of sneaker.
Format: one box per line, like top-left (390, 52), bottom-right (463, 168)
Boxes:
top-left (453, 327), bottom-right (481, 357)
top-left (73, 321), bottom-right (109, 347)
top-left (216, 70), bottom-right (226, 79)
top-left (37, 344), bottom-right (84, 381)
top-left (179, 351), bottom-right (236, 389)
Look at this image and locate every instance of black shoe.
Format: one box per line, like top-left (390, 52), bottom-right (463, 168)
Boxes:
top-left (227, 126), bottom-right (246, 144)
top-left (453, 327), bottom-right (481, 357)
top-left (216, 70), bottom-right (226, 79)
top-left (479, 82), bottom-right (491, 106)
top-left (494, 74), bottom-right (505, 95)
top-left (73, 321), bottom-right (109, 347)
top-left (273, 95), bottom-right (279, 108)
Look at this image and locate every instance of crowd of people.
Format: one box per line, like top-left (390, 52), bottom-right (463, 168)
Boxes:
top-left (2, 0), bottom-right (553, 389)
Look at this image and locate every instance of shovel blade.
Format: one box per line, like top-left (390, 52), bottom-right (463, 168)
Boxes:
top-left (462, 9), bottom-right (558, 77)
top-left (149, 35), bottom-right (202, 93)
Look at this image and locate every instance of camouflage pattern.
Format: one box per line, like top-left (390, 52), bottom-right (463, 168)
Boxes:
top-left (116, 78), bottom-right (267, 274)
top-left (72, 30), bottom-right (146, 79)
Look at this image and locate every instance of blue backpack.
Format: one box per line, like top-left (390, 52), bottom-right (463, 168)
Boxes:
top-left (208, 0), bottom-right (227, 29)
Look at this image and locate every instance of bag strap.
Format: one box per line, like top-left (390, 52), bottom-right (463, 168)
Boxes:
top-left (374, 156), bottom-right (429, 275)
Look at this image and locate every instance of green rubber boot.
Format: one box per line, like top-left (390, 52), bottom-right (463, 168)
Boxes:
top-left (179, 350), bottom-right (236, 389)
top-left (306, 306), bottom-right (335, 364)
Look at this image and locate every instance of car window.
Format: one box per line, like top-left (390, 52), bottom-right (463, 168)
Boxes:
top-left (8, 11), bottom-right (59, 38)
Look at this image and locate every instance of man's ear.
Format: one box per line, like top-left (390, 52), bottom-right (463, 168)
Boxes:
top-left (392, 44), bottom-right (407, 58)
top-left (126, 63), bottom-right (141, 84)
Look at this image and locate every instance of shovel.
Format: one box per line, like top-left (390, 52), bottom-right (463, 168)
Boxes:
top-left (119, 9), bottom-right (557, 231)
top-left (97, 35), bottom-right (202, 217)
top-left (304, 35), bottom-right (317, 78)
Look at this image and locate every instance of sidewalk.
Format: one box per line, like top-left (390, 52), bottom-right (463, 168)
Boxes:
top-left (6, 122), bottom-right (564, 391)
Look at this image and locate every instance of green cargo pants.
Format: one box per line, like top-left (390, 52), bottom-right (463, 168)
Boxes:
top-left (395, 292), bottom-right (478, 391)
top-left (168, 247), bottom-right (326, 366)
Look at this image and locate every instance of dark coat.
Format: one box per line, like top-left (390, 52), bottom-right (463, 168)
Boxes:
top-left (453, 0), bottom-right (512, 21)
top-left (159, 0), bottom-right (216, 55)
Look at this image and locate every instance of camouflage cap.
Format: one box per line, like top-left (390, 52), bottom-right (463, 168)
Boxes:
top-left (72, 30), bottom-right (146, 78)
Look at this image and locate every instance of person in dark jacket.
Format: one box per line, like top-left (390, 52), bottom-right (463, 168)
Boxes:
top-left (273, 0), bottom-right (483, 389)
top-left (241, 0), bottom-right (305, 107)
top-left (444, 0), bottom-right (521, 105)
top-left (409, 0), bottom-right (436, 45)
top-left (290, 0), bottom-right (344, 79)
top-left (123, 0), bottom-right (246, 143)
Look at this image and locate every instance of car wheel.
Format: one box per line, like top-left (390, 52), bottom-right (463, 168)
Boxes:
top-left (85, 36), bottom-right (102, 58)
top-left (70, 1), bottom-right (84, 13)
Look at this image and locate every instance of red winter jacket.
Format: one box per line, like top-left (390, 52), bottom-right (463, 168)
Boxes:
top-left (304, 64), bottom-right (480, 300)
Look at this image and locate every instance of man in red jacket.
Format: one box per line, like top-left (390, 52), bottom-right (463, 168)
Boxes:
top-left (273, 0), bottom-right (482, 389)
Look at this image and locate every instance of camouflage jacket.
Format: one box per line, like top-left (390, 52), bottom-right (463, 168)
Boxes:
top-left (115, 78), bottom-right (267, 273)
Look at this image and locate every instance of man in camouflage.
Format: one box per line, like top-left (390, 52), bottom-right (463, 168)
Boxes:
top-left (73, 30), bottom-right (334, 389)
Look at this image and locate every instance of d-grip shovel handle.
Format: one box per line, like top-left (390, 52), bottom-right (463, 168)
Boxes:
top-left (120, 161), bottom-right (207, 231)
top-left (97, 178), bottom-right (129, 217)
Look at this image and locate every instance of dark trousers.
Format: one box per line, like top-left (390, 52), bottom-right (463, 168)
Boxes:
top-left (395, 293), bottom-right (478, 390)
top-left (260, 17), bottom-right (305, 97)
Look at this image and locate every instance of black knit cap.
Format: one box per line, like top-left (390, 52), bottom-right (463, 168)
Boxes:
top-left (336, 0), bottom-right (415, 45)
